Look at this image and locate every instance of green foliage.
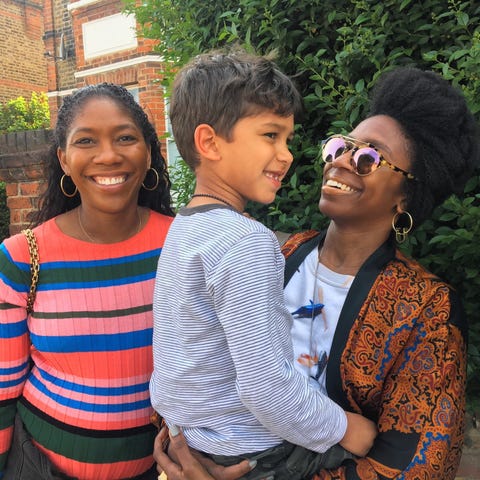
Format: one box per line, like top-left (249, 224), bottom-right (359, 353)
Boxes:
top-left (0, 92), bottom-right (50, 134)
top-left (169, 160), bottom-right (196, 212)
top-left (127, 0), bottom-right (480, 406)
top-left (0, 182), bottom-right (9, 243)
top-left (401, 174), bottom-right (480, 411)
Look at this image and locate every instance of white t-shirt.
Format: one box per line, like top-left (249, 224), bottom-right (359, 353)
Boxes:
top-left (285, 247), bottom-right (354, 392)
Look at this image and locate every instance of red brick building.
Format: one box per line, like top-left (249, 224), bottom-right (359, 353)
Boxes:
top-left (0, 0), bottom-right (174, 235)
top-left (0, 0), bottom-right (48, 101)
top-left (46, 0), bottom-right (168, 138)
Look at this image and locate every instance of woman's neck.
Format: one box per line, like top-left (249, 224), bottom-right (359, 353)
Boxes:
top-left (319, 222), bottom-right (390, 275)
top-left (57, 206), bottom-right (147, 244)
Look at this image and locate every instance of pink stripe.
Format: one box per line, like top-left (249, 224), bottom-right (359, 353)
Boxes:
top-left (0, 425), bottom-right (14, 453)
top-left (36, 279), bottom-right (154, 312)
top-left (30, 370), bottom-right (150, 405)
top-left (36, 363), bottom-right (151, 388)
top-left (0, 335), bottom-right (30, 362)
top-left (32, 347), bottom-right (152, 380)
top-left (24, 384), bottom-right (152, 428)
top-left (29, 309), bottom-right (152, 336)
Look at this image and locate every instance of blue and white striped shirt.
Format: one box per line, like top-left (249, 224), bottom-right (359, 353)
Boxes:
top-left (150, 205), bottom-right (346, 455)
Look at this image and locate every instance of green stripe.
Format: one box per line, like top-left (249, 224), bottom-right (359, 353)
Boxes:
top-left (0, 249), bottom-right (29, 287)
top-left (34, 304), bottom-right (152, 319)
top-left (18, 404), bottom-right (156, 463)
top-left (0, 403), bottom-right (16, 430)
top-left (40, 256), bottom-right (156, 285)
top-left (0, 302), bottom-right (19, 310)
top-left (0, 450), bottom-right (8, 471)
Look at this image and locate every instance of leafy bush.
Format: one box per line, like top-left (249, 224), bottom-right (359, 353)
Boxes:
top-left (126, 0), bottom-right (480, 406)
top-left (0, 92), bottom-right (50, 134)
top-left (169, 159), bottom-right (196, 212)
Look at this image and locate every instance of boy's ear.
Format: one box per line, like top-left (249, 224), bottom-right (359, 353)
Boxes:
top-left (194, 124), bottom-right (221, 160)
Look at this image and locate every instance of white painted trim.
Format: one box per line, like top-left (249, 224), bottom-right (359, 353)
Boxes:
top-left (46, 89), bottom-right (76, 98)
top-left (74, 55), bottom-right (164, 79)
top-left (67, 0), bottom-right (103, 12)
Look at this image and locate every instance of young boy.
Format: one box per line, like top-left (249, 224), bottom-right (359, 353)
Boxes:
top-left (150, 49), bottom-right (376, 479)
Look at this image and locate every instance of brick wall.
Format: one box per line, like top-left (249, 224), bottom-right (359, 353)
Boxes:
top-left (0, 129), bottom-right (49, 235)
top-left (0, 0), bottom-right (48, 102)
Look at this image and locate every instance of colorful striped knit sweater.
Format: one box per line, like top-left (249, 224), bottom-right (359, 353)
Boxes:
top-left (0, 211), bottom-right (173, 479)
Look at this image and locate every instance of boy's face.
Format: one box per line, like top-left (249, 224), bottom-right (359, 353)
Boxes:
top-left (215, 111), bottom-right (295, 206)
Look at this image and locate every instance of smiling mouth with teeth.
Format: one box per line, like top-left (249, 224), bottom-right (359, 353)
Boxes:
top-left (93, 176), bottom-right (127, 185)
top-left (325, 179), bottom-right (357, 192)
top-left (265, 172), bottom-right (282, 182)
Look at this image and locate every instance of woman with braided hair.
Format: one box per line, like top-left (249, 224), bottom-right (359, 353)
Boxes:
top-left (0, 83), bottom-right (174, 479)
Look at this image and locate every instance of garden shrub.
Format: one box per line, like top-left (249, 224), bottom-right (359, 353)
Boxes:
top-left (125, 0), bottom-right (480, 407)
top-left (0, 92), bottom-right (50, 134)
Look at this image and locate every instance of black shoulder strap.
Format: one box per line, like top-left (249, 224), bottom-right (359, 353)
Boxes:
top-left (284, 232), bottom-right (323, 287)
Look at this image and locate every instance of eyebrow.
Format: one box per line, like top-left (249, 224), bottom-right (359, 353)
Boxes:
top-left (70, 123), bottom-right (139, 135)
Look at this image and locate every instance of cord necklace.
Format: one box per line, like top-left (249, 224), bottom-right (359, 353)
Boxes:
top-left (191, 193), bottom-right (238, 211)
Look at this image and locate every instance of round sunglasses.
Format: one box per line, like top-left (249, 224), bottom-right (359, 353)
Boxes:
top-left (321, 135), bottom-right (416, 180)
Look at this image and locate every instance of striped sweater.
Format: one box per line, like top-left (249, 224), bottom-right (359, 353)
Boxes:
top-left (150, 205), bottom-right (346, 456)
top-left (0, 211), bottom-right (173, 479)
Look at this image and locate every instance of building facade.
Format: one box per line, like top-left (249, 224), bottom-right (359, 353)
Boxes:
top-left (0, 0), bottom-right (173, 235)
top-left (0, 0), bottom-right (48, 102)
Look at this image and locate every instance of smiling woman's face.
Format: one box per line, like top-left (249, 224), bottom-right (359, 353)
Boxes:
top-left (57, 96), bottom-right (151, 216)
top-left (319, 114), bottom-right (411, 232)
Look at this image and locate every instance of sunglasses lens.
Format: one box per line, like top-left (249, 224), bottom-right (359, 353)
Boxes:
top-left (353, 147), bottom-right (380, 175)
top-left (322, 137), bottom-right (347, 163)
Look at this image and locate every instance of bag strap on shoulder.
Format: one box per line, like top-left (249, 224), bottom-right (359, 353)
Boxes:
top-left (22, 229), bottom-right (40, 314)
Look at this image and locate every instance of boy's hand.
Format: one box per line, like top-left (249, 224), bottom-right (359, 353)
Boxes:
top-left (339, 411), bottom-right (378, 457)
top-left (153, 425), bottom-right (256, 480)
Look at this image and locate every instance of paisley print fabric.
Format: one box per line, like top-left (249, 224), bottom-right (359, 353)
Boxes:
top-left (282, 232), bottom-right (468, 480)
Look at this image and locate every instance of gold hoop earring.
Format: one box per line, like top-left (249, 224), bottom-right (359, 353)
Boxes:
top-left (392, 211), bottom-right (413, 244)
top-left (142, 167), bottom-right (160, 191)
top-left (60, 174), bottom-right (78, 198)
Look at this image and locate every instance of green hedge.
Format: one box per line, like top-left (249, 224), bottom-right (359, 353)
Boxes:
top-left (126, 0), bottom-right (480, 408)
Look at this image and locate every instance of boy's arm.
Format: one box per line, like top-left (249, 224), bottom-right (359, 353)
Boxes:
top-left (339, 412), bottom-right (376, 457)
top-left (214, 232), bottom-right (370, 453)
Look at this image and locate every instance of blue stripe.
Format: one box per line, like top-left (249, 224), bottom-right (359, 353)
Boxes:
top-left (29, 374), bottom-right (152, 413)
top-left (1, 271), bottom-right (155, 293)
top-left (36, 271), bottom-right (156, 291)
top-left (0, 360), bottom-right (30, 375)
top-left (0, 371), bottom-right (29, 388)
top-left (37, 248), bottom-right (161, 270)
top-left (30, 328), bottom-right (153, 352)
top-left (0, 272), bottom-right (29, 293)
top-left (0, 319), bottom-right (28, 339)
top-left (0, 246), bottom-right (161, 293)
top-left (37, 367), bottom-right (149, 396)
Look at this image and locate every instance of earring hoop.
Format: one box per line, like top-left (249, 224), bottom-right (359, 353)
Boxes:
top-left (60, 174), bottom-right (78, 198)
top-left (142, 167), bottom-right (160, 191)
top-left (392, 211), bottom-right (413, 243)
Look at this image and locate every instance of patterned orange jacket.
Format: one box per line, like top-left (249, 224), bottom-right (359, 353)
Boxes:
top-left (282, 230), bottom-right (467, 480)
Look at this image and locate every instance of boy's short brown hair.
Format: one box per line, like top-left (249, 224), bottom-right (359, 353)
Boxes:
top-left (170, 48), bottom-right (303, 170)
